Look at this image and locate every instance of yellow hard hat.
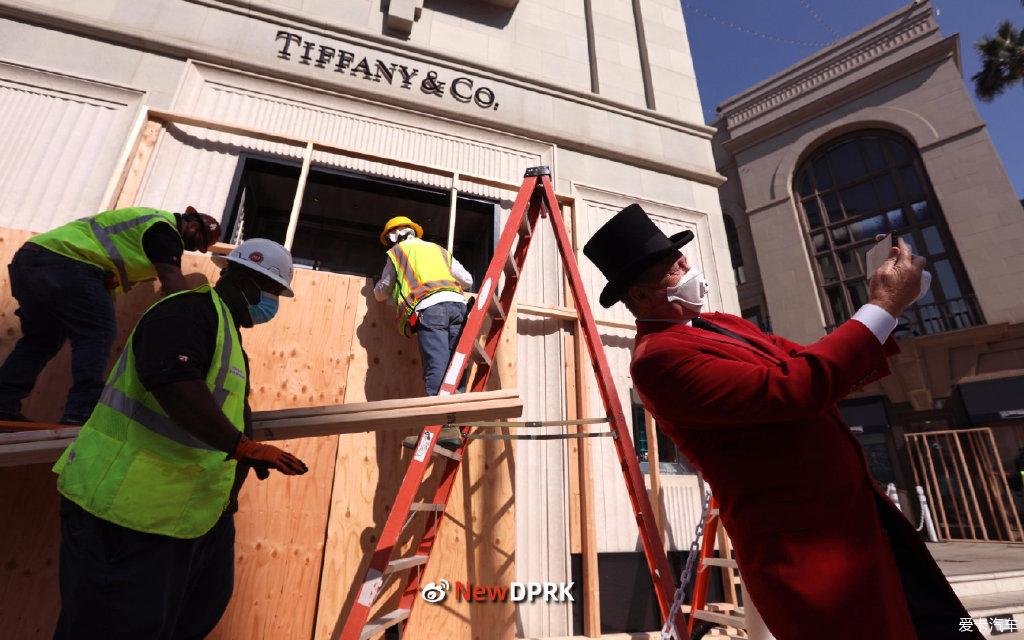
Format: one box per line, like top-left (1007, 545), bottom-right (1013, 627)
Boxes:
top-left (380, 216), bottom-right (423, 246)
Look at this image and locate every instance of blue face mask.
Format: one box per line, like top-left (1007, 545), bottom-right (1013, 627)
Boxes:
top-left (248, 292), bottom-right (279, 325)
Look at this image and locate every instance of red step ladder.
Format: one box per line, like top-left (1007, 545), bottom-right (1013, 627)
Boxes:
top-left (335, 166), bottom-right (685, 640)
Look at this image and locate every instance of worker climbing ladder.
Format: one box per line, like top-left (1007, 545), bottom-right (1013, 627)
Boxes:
top-left (335, 166), bottom-right (686, 640)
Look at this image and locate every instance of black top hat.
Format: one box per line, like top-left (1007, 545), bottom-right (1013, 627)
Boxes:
top-left (582, 204), bottom-right (694, 308)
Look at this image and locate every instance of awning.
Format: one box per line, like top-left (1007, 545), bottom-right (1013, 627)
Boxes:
top-left (954, 372), bottom-right (1024, 424)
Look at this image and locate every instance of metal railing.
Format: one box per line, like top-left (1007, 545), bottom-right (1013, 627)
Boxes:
top-left (826, 295), bottom-right (983, 337)
top-left (895, 295), bottom-right (983, 338)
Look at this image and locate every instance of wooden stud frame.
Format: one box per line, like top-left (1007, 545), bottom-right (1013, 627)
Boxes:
top-left (102, 108), bottom-right (572, 251)
top-left (905, 428), bottom-right (1023, 542)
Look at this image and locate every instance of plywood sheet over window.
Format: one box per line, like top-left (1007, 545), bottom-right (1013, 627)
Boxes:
top-left (0, 60), bottom-right (141, 230)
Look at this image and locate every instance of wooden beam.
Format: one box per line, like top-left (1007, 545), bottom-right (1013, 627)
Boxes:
top-left (145, 108), bottom-right (574, 203)
top-left (517, 302), bottom-right (636, 331)
top-left (113, 120), bottom-right (163, 209)
top-left (250, 389), bottom-right (523, 440)
top-left (0, 390), bottom-right (522, 466)
top-left (643, 409), bottom-right (665, 543)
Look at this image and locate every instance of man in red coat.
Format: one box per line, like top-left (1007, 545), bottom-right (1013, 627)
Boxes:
top-left (583, 204), bottom-right (981, 640)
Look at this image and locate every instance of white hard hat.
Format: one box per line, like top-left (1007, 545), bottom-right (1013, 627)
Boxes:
top-left (212, 238), bottom-right (295, 297)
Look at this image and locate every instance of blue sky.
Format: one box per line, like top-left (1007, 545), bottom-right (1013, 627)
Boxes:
top-left (683, 0), bottom-right (1023, 196)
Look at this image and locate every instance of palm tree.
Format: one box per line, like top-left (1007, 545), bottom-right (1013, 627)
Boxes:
top-left (972, 19), bottom-right (1024, 102)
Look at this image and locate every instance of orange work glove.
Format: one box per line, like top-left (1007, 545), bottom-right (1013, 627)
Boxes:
top-left (229, 435), bottom-right (308, 479)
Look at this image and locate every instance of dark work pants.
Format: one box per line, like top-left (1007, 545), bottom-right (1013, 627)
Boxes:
top-left (415, 300), bottom-right (468, 396)
top-left (55, 498), bottom-right (235, 640)
top-left (0, 245), bottom-right (115, 421)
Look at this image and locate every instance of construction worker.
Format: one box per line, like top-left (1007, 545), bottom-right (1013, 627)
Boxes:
top-left (52, 238), bottom-right (308, 639)
top-left (584, 204), bottom-right (981, 640)
top-left (0, 206), bottom-right (221, 425)
top-left (373, 216), bottom-right (473, 449)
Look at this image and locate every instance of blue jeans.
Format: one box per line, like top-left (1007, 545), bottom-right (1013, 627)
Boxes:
top-left (0, 244), bottom-right (116, 421)
top-left (55, 498), bottom-right (235, 640)
top-left (416, 301), bottom-right (468, 396)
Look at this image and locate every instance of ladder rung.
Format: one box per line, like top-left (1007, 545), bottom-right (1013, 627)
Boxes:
top-left (488, 292), bottom-right (506, 321)
top-left (359, 609), bottom-right (411, 640)
top-left (692, 610), bottom-right (746, 630)
top-left (702, 557), bottom-right (738, 569)
top-left (472, 340), bottom-right (493, 367)
top-left (384, 554), bottom-right (428, 576)
top-left (466, 432), bottom-right (614, 441)
top-left (409, 501), bottom-right (445, 512)
top-left (503, 252), bottom-right (520, 280)
top-left (430, 445), bottom-right (462, 461)
top-left (518, 214), bottom-right (532, 239)
top-left (451, 417), bottom-right (610, 428)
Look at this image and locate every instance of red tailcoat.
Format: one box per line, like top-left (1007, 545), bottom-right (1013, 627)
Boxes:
top-left (631, 313), bottom-right (978, 640)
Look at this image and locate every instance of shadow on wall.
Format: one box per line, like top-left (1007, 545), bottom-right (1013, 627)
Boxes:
top-left (420, 0), bottom-right (515, 29)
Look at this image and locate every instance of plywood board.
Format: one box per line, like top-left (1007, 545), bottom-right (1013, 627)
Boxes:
top-left (0, 463), bottom-right (62, 638)
top-left (405, 304), bottom-right (518, 640)
top-left (209, 270), bottom-right (362, 639)
top-left (314, 286), bottom-right (430, 639)
top-left (253, 389), bottom-right (522, 440)
top-left (0, 225), bottom-right (361, 638)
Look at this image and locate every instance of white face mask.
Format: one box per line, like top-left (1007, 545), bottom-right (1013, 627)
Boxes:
top-left (388, 228), bottom-right (414, 244)
top-left (665, 269), bottom-right (709, 312)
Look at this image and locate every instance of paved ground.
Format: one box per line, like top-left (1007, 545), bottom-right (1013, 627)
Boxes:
top-left (929, 541), bottom-right (1024, 577)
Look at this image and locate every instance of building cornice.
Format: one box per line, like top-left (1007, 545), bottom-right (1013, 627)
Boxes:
top-left (0, 0), bottom-right (726, 187)
top-left (721, 34), bottom-right (959, 156)
top-left (716, 1), bottom-right (937, 133)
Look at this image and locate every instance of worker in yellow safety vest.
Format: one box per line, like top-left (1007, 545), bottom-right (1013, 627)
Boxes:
top-left (52, 238), bottom-right (308, 639)
top-left (0, 206), bottom-right (221, 425)
top-left (373, 216), bottom-right (474, 449)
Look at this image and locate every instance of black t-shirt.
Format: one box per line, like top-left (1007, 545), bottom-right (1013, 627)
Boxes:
top-left (141, 217), bottom-right (184, 267)
top-left (132, 291), bottom-right (251, 512)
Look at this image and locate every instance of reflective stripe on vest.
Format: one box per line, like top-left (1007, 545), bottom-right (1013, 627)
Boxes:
top-left (86, 213), bottom-right (166, 293)
top-left (53, 285), bottom-right (246, 539)
top-left (387, 235), bottom-right (460, 331)
top-left (96, 298), bottom-right (236, 452)
top-left (30, 208), bottom-right (178, 294)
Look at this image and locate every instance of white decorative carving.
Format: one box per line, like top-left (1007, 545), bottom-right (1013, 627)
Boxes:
top-left (721, 9), bottom-right (935, 128)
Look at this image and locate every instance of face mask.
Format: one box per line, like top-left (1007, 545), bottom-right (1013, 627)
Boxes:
top-left (388, 228), bottom-right (414, 244)
top-left (665, 270), bottom-right (709, 312)
top-left (248, 292), bottom-right (279, 325)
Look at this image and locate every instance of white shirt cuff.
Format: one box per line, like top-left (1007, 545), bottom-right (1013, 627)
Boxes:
top-left (851, 303), bottom-right (898, 344)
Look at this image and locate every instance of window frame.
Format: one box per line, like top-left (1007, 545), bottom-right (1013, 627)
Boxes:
top-left (222, 153), bottom-right (499, 283)
top-left (793, 130), bottom-right (980, 334)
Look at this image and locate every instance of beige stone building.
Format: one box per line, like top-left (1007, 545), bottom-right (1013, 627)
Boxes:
top-left (715, 0), bottom-right (1024, 543)
top-left (0, 0), bottom-right (733, 635)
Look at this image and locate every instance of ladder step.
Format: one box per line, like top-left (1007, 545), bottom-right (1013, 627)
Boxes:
top-left (472, 340), bottom-right (493, 368)
top-left (488, 292), bottom-right (506, 321)
top-left (710, 508), bottom-right (720, 516)
top-left (430, 444), bottom-right (462, 461)
top-left (692, 610), bottom-right (746, 630)
top-left (702, 557), bottom-right (738, 569)
top-left (409, 501), bottom-right (445, 512)
top-left (503, 252), bottom-right (520, 280)
top-left (384, 554), bottom-right (428, 576)
top-left (359, 609), bottom-right (411, 640)
top-left (518, 214), bottom-right (532, 239)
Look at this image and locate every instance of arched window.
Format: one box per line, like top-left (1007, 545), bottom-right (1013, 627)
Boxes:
top-left (794, 130), bottom-right (982, 336)
top-left (723, 215), bottom-right (746, 284)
